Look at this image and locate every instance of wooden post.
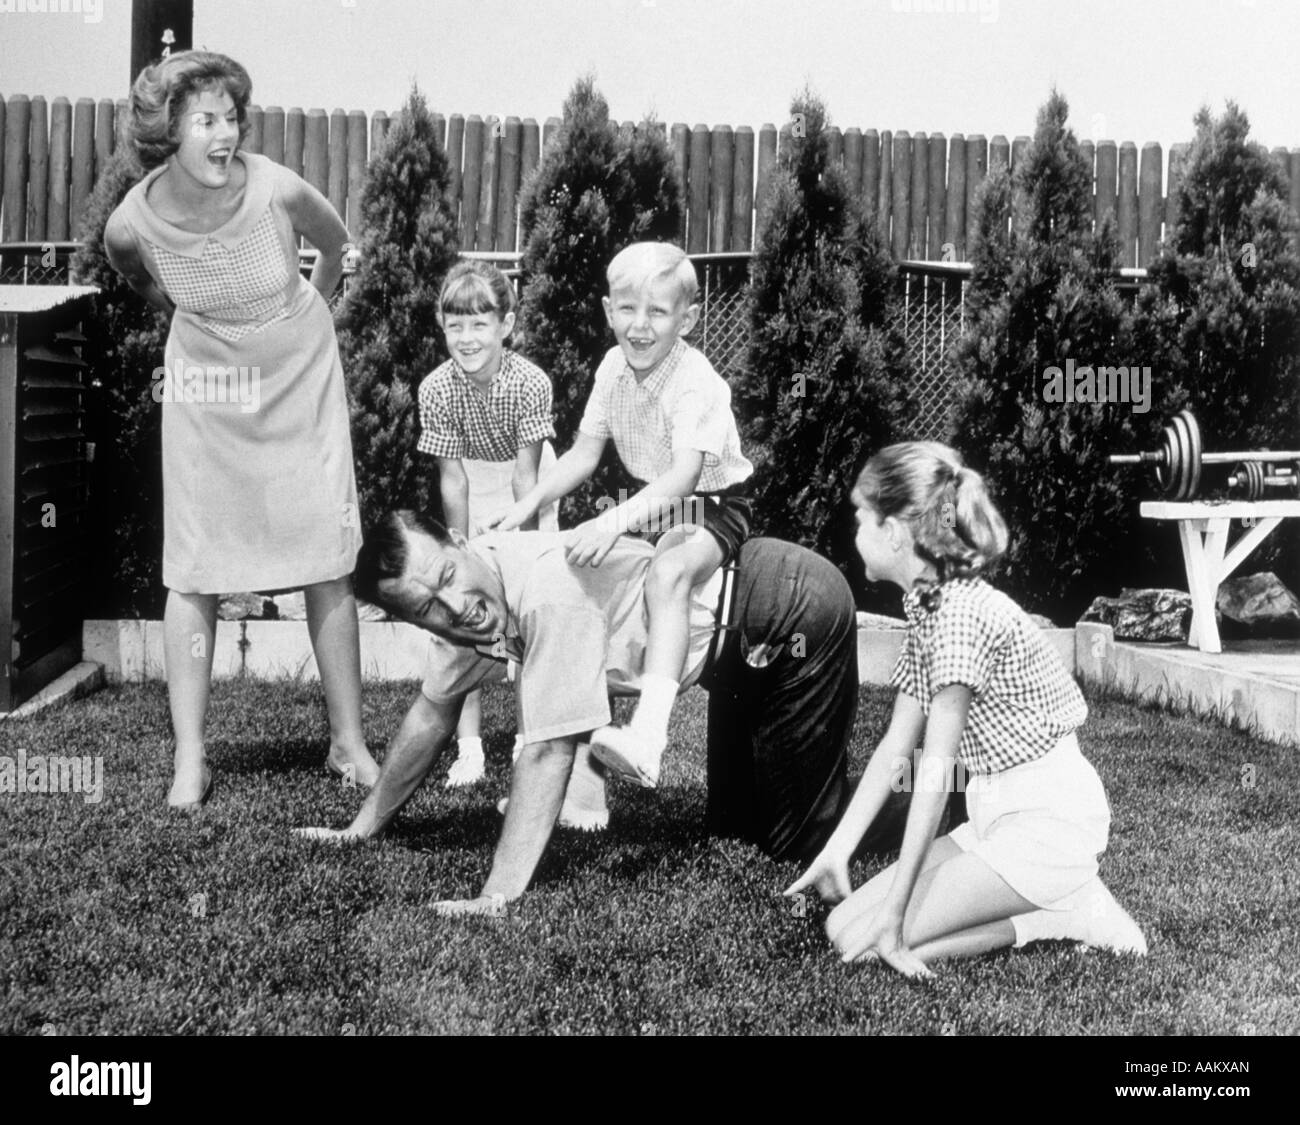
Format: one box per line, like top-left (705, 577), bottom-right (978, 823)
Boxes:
top-left (843, 127), bottom-right (863, 197)
top-left (1117, 141), bottom-right (1138, 268)
top-left (1291, 150), bottom-right (1300, 253)
top-left (460, 115), bottom-right (484, 250)
top-left (520, 118), bottom-right (540, 215)
top-left (445, 113), bottom-right (465, 215)
top-left (431, 112), bottom-right (446, 152)
top-left (328, 109), bottom-right (348, 222)
top-left (989, 134), bottom-right (1009, 176)
top-left (826, 126), bottom-right (843, 168)
top-left (477, 117), bottom-right (501, 251)
top-left (945, 133), bottom-right (965, 261)
top-left (1165, 142), bottom-right (1188, 246)
top-left (688, 124), bottom-right (710, 254)
top-left (670, 123), bottom-right (689, 243)
top-left (964, 134), bottom-right (987, 239)
top-left (1270, 146), bottom-right (1290, 190)
top-left (260, 107), bottom-right (283, 164)
top-left (732, 125), bottom-right (754, 251)
top-left (1095, 139), bottom-right (1117, 232)
top-left (47, 98), bottom-right (72, 243)
top-left (94, 99), bottom-right (115, 178)
top-left (878, 129), bottom-right (893, 247)
top-left (890, 131), bottom-right (911, 259)
top-left (346, 111), bottom-right (367, 232)
top-left (0, 99), bottom-right (5, 244)
top-left (1011, 135), bottom-right (1030, 172)
top-left (709, 125), bottom-right (734, 253)
top-left (114, 99), bottom-right (130, 152)
top-left (303, 109), bottom-right (329, 197)
top-left (70, 99), bottom-right (95, 238)
top-left (4, 96), bottom-right (31, 243)
top-left (496, 116), bottom-right (522, 252)
top-left (1080, 139), bottom-right (1095, 221)
top-left (927, 132), bottom-right (946, 259)
top-left (370, 111), bottom-right (390, 163)
top-left (244, 105), bottom-right (263, 155)
top-left (909, 131), bottom-right (927, 260)
top-left (28, 97), bottom-right (48, 244)
top-left (754, 123), bottom-right (777, 231)
top-left (862, 129), bottom-right (880, 221)
top-left (542, 116), bottom-right (560, 152)
top-left (1138, 142), bottom-right (1162, 267)
top-left (285, 108), bottom-right (305, 178)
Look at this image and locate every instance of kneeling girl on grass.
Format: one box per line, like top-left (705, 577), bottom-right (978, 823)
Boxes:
top-left (786, 442), bottom-right (1146, 978)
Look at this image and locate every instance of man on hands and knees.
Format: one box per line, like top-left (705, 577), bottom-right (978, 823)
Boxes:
top-left (296, 510), bottom-right (910, 913)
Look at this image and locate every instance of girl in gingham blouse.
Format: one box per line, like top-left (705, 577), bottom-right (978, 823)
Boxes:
top-left (787, 442), bottom-right (1145, 975)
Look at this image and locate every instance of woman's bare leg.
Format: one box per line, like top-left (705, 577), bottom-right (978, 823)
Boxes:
top-left (163, 589), bottom-right (217, 807)
top-left (305, 576), bottom-right (379, 787)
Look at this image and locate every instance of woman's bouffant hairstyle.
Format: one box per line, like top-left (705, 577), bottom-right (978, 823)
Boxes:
top-left (128, 50), bottom-right (252, 170)
top-left (853, 442), bottom-right (1008, 585)
top-left (437, 259), bottom-right (518, 323)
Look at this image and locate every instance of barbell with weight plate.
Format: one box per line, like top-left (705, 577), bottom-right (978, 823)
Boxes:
top-left (1108, 410), bottom-right (1300, 501)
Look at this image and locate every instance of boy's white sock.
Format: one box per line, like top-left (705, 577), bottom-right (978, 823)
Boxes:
top-left (455, 736), bottom-right (484, 760)
top-left (628, 673), bottom-right (678, 748)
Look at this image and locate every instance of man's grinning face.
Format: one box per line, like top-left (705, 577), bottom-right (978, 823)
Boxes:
top-left (379, 527), bottom-right (509, 646)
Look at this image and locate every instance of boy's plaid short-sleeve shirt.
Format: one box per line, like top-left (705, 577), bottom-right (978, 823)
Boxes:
top-left (417, 350), bottom-right (555, 463)
top-left (578, 340), bottom-right (753, 491)
top-left (890, 578), bottom-right (1087, 774)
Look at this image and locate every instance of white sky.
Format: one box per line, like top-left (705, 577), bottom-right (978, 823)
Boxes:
top-left (1, 0), bottom-right (1297, 152)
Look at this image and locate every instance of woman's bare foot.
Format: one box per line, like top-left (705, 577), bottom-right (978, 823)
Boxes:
top-left (167, 758), bottom-right (212, 811)
top-left (326, 743), bottom-right (380, 788)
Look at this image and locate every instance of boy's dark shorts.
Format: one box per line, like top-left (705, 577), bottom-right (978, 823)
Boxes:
top-left (631, 476), bottom-right (752, 564)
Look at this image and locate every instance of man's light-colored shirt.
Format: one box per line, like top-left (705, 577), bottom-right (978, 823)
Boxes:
top-left (578, 340), bottom-right (753, 491)
top-left (420, 532), bottom-right (722, 744)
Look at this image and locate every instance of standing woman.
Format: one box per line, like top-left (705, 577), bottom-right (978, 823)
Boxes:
top-left (104, 51), bottom-right (380, 808)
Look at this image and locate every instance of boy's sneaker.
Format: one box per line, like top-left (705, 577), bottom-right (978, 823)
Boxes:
top-left (589, 725), bottom-right (663, 789)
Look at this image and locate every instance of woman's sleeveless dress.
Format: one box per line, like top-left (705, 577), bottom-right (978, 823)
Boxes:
top-left (114, 151), bottom-right (361, 593)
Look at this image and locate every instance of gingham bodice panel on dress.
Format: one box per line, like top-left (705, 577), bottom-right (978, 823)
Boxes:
top-left (148, 208), bottom-right (292, 342)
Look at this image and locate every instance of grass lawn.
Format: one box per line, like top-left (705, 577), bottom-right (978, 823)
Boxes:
top-left (1, 678), bottom-right (1297, 1036)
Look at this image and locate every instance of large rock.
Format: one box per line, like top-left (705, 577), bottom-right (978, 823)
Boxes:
top-left (1079, 588), bottom-right (1192, 643)
top-left (218, 593), bottom-right (277, 621)
top-left (1216, 572), bottom-right (1300, 639)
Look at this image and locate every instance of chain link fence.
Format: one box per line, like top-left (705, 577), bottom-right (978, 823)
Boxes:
top-left (6, 241), bottom-right (978, 441)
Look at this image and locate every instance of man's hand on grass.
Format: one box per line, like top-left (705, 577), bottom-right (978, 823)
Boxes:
top-left (432, 894), bottom-right (508, 918)
top-left (564, 516), bottom-right (622, 567)
top-left (784, 847), bottom-right (853, 905)
top-left (293, 826), bottom-right (368, 844)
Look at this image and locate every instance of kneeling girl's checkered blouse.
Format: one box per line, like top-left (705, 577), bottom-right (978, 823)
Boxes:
top-left (890, 578), bottom-right (1087, 774)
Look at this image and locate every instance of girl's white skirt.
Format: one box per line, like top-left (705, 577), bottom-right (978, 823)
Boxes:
top-left (463, 440), bottom-right (559, 534)
top-left (948, 733), bottom-right (1111, 909)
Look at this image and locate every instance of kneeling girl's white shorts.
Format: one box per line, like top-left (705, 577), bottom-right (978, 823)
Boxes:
top-left (947, 733), bottom-right (1110, 910)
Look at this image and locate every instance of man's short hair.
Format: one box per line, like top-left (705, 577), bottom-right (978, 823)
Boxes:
top-left (606, 241), bottom-right (698, 306)
top-left (353, 509), bottom-right (450, 607)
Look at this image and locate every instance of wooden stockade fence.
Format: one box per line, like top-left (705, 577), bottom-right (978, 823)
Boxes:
top-left (3, 93), bottom-right (1300, 266)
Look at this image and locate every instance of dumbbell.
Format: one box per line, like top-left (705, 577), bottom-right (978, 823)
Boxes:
top-left (1227, 461), bottom-right (1300, 501)
top-left (1109, 410), bottom-right (1300, 501)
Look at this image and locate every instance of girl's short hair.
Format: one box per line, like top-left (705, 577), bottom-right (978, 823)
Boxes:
top-left (437, 260), bottom-right (518, 322)
top-left (129, 50), bottom-right (253, 170)
top-left (853, 442), bottom-right (1008, 583)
